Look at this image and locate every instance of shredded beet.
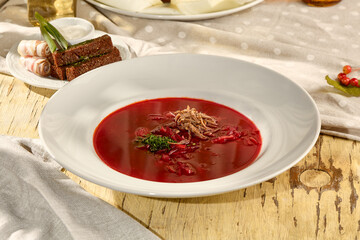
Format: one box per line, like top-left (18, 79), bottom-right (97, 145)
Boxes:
top-left (135, 127), bottom-right (150, 137)
top-left (135, 106), bottom-right (260, 176)
top-left (211, 127), bottom-right (248, 144)
top-left (212, 135), bottom-right (237, 144)
top-left (147, 114), bottom-right (167, 120)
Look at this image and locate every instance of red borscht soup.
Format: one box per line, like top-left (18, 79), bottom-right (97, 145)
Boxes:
top-left (93, 98), bottom-right (262, 183)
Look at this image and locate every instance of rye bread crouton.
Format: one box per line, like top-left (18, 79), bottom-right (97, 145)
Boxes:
top-left (52, 35), bottom-right (113, 67)
top-left (66, 47), bottom-right (121, 81)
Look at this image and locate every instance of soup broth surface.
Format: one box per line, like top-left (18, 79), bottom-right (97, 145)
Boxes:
top-left (93, 98), bottom-right (262, 183)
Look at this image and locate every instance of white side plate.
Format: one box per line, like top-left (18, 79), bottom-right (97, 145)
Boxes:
top-left (6, 30), bottom-right (131, 90)
top-left (39, 54), bottom-right (320, 198)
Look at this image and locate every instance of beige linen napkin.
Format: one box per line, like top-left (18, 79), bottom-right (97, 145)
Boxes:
top-left (1, 0), bottom-right (360, 141)
top-left (0, 135), bottom-right (160, 240)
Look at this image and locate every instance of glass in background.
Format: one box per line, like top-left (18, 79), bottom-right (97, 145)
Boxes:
top-left (302, 0), bottom-right (341, 7)
top-left (28, 0), bottom-right (76, 26)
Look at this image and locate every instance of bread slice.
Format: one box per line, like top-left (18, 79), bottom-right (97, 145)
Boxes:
top-left (51, 35), bottom-right (114, 67)
top-left (50, 64), bottom-right (67, 80)
top-left (50, 47), bottom-right (121, 81)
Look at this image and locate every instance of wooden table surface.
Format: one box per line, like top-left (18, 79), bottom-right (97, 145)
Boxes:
top-left (1, 73), bottom-right (359, 239)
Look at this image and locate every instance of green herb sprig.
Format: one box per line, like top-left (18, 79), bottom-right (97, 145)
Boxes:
top-left (141, 134), bottom-right (176, 152)
top-left (35, 12), bottom-right (69, 52)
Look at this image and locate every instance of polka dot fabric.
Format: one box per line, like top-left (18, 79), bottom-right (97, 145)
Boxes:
top-left (0, 0), bottom-right (360, 140)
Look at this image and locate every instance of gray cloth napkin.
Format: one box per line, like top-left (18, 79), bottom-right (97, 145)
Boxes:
top-left (0, 135), bottom-right (160, 240)
top-left (1, 0), bottom-right (360, 141)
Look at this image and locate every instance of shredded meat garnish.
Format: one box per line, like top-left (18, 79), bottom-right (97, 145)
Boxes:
top-left (173, 106), bottom-right (218, 139)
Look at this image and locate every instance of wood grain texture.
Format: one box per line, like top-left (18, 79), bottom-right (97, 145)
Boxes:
top-left (1, 74), bottom-right (359, 239)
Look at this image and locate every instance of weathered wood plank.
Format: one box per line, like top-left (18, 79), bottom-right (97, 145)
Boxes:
top-left (1, 75), bottom-right (359, 239)
top-left (0, 74), bottom-right (55, 138)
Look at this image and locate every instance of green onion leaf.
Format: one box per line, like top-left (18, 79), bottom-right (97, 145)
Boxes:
top-left (326, 75), bottom-right (360, 97)
top-left (44, 22), bottom-right (68, 50)
top-left (39, 25), bottom-right (57, 52)
top-left (34, 11), bottom-right (46, 25)
top-left (35, 12), bottom-right (69, 51)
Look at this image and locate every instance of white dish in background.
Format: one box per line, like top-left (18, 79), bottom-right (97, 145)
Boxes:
top-left (50, 17), bottom-right (95, 45)
top-left (6, 30), bottom-right (131, 90)
top-left (39, 54), bottom-right (321, 198)
top-left (85, 0), bottom-right (263, 21)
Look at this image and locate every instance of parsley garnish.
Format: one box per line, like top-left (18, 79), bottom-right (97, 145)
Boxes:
top-left (141, 134), bottom-right (176, 152)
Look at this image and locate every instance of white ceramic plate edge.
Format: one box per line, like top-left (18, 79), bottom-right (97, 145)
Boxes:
top-left (85, 0), bottom-right (263, 21)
